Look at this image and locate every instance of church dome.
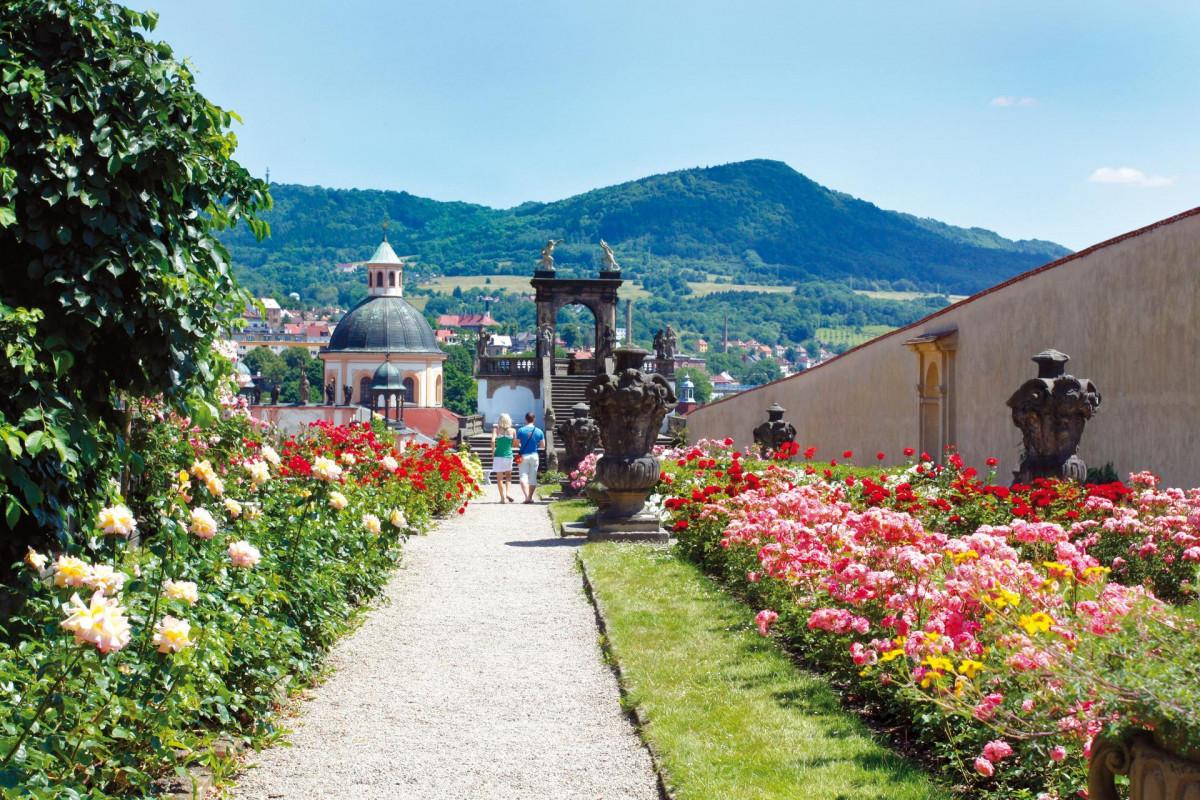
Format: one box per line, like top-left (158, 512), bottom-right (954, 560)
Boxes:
top-left (371, 361), bottom-right (404, 390)
top-left (326, 295), bottom-right (440, 354)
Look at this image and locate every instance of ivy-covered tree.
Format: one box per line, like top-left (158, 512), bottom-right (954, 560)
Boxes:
top-left (0, 0), bottom-right (269, 556)
top-left (440, 344), bottom-right (477, 416)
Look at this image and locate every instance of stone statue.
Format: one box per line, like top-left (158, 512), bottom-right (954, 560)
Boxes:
top-left (600, 325), bottom-right (617, 359)
top-left (585, 346), bottom-right (677, 538)
top-left (1006, 349), bottom-right (1101, 485)
top-left (752, 403), bottom-right (797, 456)
top-left (556, 402), bottom-right (601, 494)
top-left (269, 384), bottom-right (280, 405)
top-left (663, 325), bottom-right (677, 359)
top-left (325, 380), bottom-right (336, 405)
top-left (476, 331), bottom-right (490, 359)
top-left (652, 329), bottom-right (665, 360)
top-left (343, 385), bottom-right (353, 406)
top-left (537, 323), bottom-right (554, 358)
top-left (599, 239), bottom-right (620, 272)
top-left (298, 370), bottom-right (309, 405)
top-left (539, 239), bottom-right (561, 272)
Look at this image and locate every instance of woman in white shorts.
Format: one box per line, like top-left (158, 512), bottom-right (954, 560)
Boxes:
top-left (491, 413), bottom-right (516, 503)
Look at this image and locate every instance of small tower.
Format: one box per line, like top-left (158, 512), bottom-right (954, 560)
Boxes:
top-left (366, 236), bottom-right (405, 298)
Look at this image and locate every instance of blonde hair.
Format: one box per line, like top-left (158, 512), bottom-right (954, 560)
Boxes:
top-left (497, 413), bottom-right (513, 433)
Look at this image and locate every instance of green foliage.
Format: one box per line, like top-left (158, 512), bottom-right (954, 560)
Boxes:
top-left (0, 0), bottom-right (269, 554)
top-left (739, 357), bottom-right (782, 387)
top-left (440, 344), bottom-right (477, 416)
top-left (221, 161), bottom-right (1069, 306)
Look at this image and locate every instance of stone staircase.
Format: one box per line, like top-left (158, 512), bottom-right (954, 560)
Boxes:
top-left (550, 373), bottom-right (593, 423)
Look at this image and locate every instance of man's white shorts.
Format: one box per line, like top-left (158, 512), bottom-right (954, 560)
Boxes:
top-left (518, 454), bottom-right (539, 485)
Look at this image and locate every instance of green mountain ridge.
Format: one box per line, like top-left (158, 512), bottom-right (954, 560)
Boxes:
top-left (222, 159), bottom-right (1070, 304)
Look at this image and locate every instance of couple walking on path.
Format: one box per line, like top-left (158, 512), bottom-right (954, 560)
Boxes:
top-left (491, 412), bottom-right (545, 504)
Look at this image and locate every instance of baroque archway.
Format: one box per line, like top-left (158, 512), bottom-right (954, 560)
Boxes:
top-left (533, 274), bottom-right (622, 375)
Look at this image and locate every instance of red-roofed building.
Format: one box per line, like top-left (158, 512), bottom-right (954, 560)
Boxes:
top-left (436, 313), bottom-right (500, 332)
top-left (399, 407), bottom-right (461, 441)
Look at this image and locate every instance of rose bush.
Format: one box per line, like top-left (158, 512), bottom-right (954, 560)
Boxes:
top-left (0, 408), bottom-right (481, 797)
top-left (659, 441), bottom-right (1200, 800)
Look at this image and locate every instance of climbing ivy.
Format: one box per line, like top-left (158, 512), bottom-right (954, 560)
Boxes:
top-left (0, 0), bottom-right (269, 557)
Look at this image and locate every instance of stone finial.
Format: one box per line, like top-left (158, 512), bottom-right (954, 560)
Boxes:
top-left (1032, 349), bottom-right (1070, 379)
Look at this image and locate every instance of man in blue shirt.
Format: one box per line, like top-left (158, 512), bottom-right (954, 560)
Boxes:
top-left (515, 412), bottom-right (545, 504)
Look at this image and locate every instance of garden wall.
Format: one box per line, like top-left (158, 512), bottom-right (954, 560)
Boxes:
top-left (686, 207), bottom-right (1200, 486)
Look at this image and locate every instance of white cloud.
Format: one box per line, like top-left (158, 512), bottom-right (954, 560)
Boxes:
top-left (1088, 166), bottom-right (1174, 188)
top-left (991, 96), bottom-right (1037, 107)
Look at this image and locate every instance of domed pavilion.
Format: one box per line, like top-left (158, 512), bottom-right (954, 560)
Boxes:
top-left (320, 238), bottom-right (445, 409)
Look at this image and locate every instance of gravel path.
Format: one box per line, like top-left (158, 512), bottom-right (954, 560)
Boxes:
top-left (232, 498), bottom-right (660, 800)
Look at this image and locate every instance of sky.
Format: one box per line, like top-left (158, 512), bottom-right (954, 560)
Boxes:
top-left (135, 0), bottom-right (1199, 250)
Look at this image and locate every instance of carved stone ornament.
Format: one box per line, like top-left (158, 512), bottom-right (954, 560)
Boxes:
top-left (538, 239), bottom-right (561, 272)
top-left (325, 380), bottom-right (336, 405)
top-left (297, 370), bottom-right (309, 405)
top-left (1006, 349), bottom-right (1101, 485)
top-left (586, 346), bottom-right (677, 533)
top-left (752, 403), bottom-right (797, 455)
top-left (556, 402), bottom-right (601, 481)
top-left (1089, 733), bottom-right (1200, 800)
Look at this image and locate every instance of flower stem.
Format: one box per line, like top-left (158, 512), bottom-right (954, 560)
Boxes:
top-left (1, 647), bottom-right (86, 766)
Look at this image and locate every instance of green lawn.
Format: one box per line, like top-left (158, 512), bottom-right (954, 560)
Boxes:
top-left (579, 543), bottom-right (947, 800)
top-left (816, 324), bottom-right (896, 348)
top-left (415, 274), bottom-right (651, 302)
top-left (853, 289), bottom-right (967, 303)
top-left (687, 281), bottom-right (794, 297)
top-left (547, 497), bottom-right (591, 533)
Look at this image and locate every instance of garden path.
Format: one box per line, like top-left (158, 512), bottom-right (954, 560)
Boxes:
top-left (232, 499), bottom-right (659, 800)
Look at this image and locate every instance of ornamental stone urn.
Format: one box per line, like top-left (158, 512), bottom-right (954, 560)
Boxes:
top-left (752, 403), bottom-right (797, 456)
top-left (585, 346), bottom-right (676, 541)
top-left (1089, 733), bottom-right (1200, 800)
top-left (1006, 349), bottom-right (1101, 485)
top-left (556, 402), bottom-right (600, 496)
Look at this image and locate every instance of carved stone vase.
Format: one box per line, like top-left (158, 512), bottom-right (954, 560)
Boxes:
top-left (556, 402), bottom-right (600, 496)
top-left (585, 346), bottom-right (676, 540)
top-left (1089, 733), bottom-right (1200, 800)
top-left (752, 403), bottom-right (797, 455)
top-left (1006, 349), bottom-right (1101, 485)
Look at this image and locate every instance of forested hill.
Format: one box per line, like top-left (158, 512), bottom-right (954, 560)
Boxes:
top-left (222, 159), bottom-right (1069, 303)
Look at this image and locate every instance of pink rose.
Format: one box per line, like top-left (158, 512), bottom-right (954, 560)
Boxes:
top-left (755, 609), bottom-right (779, 636)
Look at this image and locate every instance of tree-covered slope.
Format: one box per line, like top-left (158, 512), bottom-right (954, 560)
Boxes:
top-left (222, 159), bottom-right (1069, 302)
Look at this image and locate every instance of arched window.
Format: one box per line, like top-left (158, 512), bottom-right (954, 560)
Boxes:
top-left (403, 377), bottom-right (415, 404)
top-left (435, 375), bottom-right (443, 405)
top-left (389, 271), bottom-right (396, 287)
top-left (359, 376), bottom-right (372, 406)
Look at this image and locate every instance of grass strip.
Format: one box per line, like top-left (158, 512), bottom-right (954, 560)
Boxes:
top-left (579, 543), bottom-right (949, 800)
top-left (548, 497), bottom-right (592, 534)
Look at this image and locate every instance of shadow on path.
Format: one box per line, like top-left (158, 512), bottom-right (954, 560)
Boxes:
top-left (504, 538), bottom-right (583, 548)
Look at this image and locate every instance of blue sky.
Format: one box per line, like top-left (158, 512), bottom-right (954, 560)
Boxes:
top-left (138, 0), bottom-right (1197, 250)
